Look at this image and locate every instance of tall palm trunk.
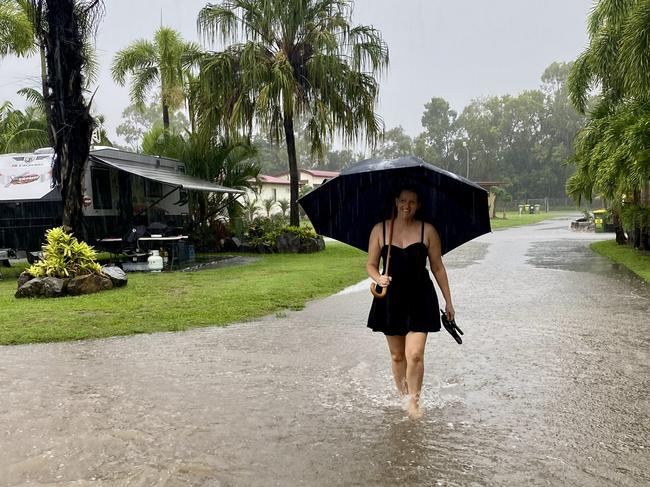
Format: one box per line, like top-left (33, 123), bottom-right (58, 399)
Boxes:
top-left (162, 102), bottom-right (170, 130)
top-left (39, 44), bottom-right (54, 146)
top-left (283, 110), bottom-right (300, 226)
top-left (43, 0), bottom-right (95, 237)
top-left (612, 209), bottom-right (627, 244)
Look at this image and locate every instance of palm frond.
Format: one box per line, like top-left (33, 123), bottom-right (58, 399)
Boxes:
top-left (0, 0), bottom-right (35, 57)
top-left (111, 39), bottom-right (158, 85)
top-left (620, 0), bottom-right (650, 97)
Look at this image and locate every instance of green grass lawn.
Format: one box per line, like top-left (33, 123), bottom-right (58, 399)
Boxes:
top-left (590, 240), bottom-right (650, 283)
top-left (0, 211), bottom-right (581, 346)
top-left (0, 243), bottom-right (367, 345)
top-left (489, 210), bottom-right (575, 230)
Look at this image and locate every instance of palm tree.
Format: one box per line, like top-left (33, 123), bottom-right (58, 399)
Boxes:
top-left (141, 125), bottom-right (259, 232)
top-left (277, 198), bottom-right (290, 217)
top-left (2, 1), bottom-right (100, 146)
top-left (242, 196), bottom-right (260, 223)
top-left (0, 101), bottom-right (48, 153)
top-left (197, 0), bottom-right (389, 226)
top-left (28, 0), bottom-right (104, 237)
top-left (112, 27), bottom-right (202, 131)
top-left (262, 198), bottom-right (277, 217)
top-left (567, 0), bottom-right (650, 245)
top-left (0, 0), bottom-right (34, 57)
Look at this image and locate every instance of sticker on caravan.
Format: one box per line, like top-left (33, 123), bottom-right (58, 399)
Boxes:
top-left (7, 173), bottom-right (40, 186)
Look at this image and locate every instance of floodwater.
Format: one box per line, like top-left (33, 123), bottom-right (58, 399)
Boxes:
top-left (1, 216), bottom-right (648, 486)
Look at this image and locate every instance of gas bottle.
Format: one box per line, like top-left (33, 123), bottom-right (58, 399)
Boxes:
top-left (147, 250), bottom-right (164, 272)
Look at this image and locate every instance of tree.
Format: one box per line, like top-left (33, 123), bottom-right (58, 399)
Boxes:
top-left (3, 1), bottom-right (100, 147)
top-left (321, 148), bottom-right (363, 170)
top-left (28, 0), bottom-right (103, 237)
top-left (567, 0), bottom-right (650, 245)
top-left (277, 198), bottom-right (290, 217)
top-left (0, 101), bottom-right (48, 153)
top-left (111, 27), bottom-right (201, 131)
top-left (262, 198), bottom-right (276, 217)
top-left (115, 99), bottom-right (189, 150)
top-left (197, 0), bottom-right (389, 226)
top-left (242, 196), bottom-right (260, 223)
top-left (140, 124), bottom-right (259, 233)
top-left (0, 0), bottom-right (34, 57)
top-left (417, 97), bottom-right (458, 169)
top-left (372, 126), bottom-right (413, 159)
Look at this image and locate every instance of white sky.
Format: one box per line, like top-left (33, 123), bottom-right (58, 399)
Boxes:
top-left (0, 0), bottom-right (594, 145)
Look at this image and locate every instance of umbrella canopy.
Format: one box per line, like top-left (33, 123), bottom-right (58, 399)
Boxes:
top-left (298, 156), bottom-right (491, 254)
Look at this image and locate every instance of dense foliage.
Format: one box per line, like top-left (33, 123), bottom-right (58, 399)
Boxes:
top-left (567, 0), bottom-right (650, 248)
top-left (27, 227), bottom-right (102, 278)
top-left (245, 216), bottom-right (317, 250)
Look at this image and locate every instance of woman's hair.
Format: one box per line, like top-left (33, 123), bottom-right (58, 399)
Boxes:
top-left (394, 184), bottom-right (422, 203)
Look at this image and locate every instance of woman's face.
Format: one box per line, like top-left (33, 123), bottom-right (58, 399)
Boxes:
top-left (395, 190), bottom-right (420, 218)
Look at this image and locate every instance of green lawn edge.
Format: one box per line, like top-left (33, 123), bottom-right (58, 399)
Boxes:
top-left (590, 240), bottom-right (650, 284)
top-left (489, 210), bottom-right (576, 230)
top-left (0, 242), bottom-right (367, 346)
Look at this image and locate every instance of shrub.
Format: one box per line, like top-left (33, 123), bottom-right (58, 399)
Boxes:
top-left (191, 218), bottom-right (232, 252)
top-left (283, 225), bottom-right (317, 240)
top-left (244, 215), bottom-right (288, 247)
top-left (243, 217), bottom-right (318, 251)
top-left (26, 227), bottom-right (103, 278)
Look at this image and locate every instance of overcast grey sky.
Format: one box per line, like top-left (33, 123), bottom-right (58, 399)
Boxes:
top-left (0, 0), bottom-right (595, 145)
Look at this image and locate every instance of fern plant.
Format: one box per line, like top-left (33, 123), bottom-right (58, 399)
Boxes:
top-left (27, 227), bottom-right (103, 278)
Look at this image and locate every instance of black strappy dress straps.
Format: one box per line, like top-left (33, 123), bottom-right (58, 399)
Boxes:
top-left (421, 220), bottom-right (425, 243)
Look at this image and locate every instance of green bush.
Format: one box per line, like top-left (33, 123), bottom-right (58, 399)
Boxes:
top-left (244, 216), bottom-right (318, 251)
top-left (283, 225), bottom-right (317, 240)
top-left (26, 227), bottom-right (103, 278)
top-left (245, 215), bottom-right (288, 248)
top-left (621, 204), bottom-right (650, 232)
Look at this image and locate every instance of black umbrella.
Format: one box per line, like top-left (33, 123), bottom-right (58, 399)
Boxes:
top-left (298, 156), bottom-right (491, 254)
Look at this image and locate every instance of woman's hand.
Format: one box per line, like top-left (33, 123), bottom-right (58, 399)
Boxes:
top-left (445, 303), bottom-right (455, 321)
top-left (376, 275), bottom-right (391, 287)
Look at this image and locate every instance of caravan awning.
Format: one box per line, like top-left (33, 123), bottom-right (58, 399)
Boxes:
top-left (89, 152), bottom-right (244, 194)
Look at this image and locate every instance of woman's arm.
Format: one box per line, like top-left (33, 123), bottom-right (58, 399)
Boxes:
top-left (366, 223), bottom-right (390, 287)
top-left (425, 224), bottom-right (455, 320)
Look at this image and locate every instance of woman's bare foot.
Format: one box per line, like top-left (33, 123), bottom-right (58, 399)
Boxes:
top-left (407, 396), bottom-right (423, 419)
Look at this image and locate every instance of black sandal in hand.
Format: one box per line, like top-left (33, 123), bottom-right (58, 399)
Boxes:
top-left (440, 310), bottom-right (464, 345)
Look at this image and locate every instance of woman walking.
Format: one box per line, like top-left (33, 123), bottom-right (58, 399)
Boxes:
top-left (366, 186), bottom-right (455, 419)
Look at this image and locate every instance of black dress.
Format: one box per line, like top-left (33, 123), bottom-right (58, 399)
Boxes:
top-left (367, 220), bottom-right (441, 336)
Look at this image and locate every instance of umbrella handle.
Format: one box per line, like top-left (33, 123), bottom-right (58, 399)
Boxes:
top-left (370, 282), bottom-right (387, 298)
top-left (370, 217), bottom-right (395, 300)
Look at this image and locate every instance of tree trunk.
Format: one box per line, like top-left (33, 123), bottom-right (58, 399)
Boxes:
top-left (162, 102), bottom-right (170, 130)
top-left (39, 44), bottom-right (55, 146)
top-left (43, 0), bottom-right (95, 238)
top-left (187, 97), bottom-right (195, 135)
top-left (640, 180), bottom-right (650, 251)
top-left (612, 209), bottom-right (627, 245)
top-left (283, 111), bottom-right (300, 226)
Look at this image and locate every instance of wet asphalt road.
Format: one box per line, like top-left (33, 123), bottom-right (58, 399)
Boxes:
top-left (0, 216), bottom-right (648, 486)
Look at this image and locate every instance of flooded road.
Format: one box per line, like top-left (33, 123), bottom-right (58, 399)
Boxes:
top-left (1, 216), bottom-right (648, 486)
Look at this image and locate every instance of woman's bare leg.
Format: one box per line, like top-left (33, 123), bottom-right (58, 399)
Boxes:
top-left (405, 332), bottom-right (428, 419)
top-left (385, 335), bottom-right (408, 397)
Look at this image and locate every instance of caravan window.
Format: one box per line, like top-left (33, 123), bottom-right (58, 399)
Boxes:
top-left (91, 167), bottom-right (112, 209)
top-left (145, 179), bottom-right (163, 198)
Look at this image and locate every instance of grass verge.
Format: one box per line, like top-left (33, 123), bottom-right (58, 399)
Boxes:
top-left (590, 240), bottom-right (650, 284)
top-left (0, 243), bottom-right (367, 345)
top-left (490, 211), bottom-right (575, 230)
